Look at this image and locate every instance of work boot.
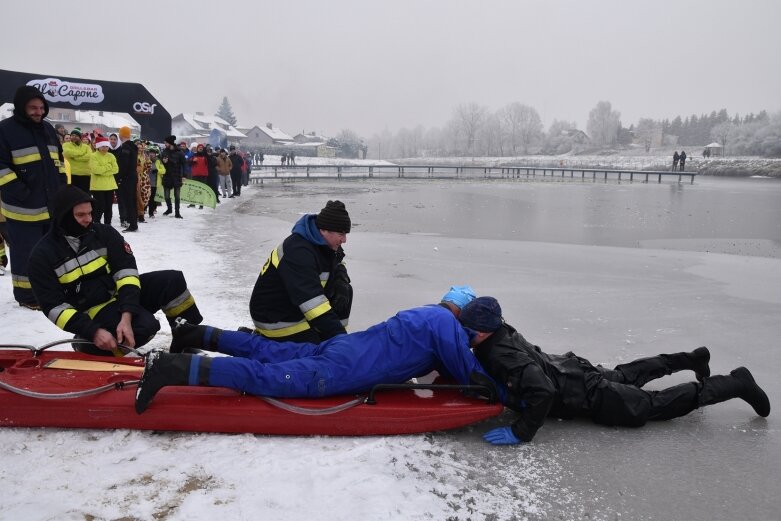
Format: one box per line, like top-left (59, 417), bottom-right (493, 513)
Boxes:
top-left (687, 346), bottom-right (711, 381)
top-left (169, 318), bottom-right (222, 353)
top-left (135, 352), bottom-right (211, 414)
top-left (175, 213), bottom-right (183, 219)
top-left (163, 207), bottom-right (172, 216)
top-left (731, 367), bottom-right (770, 417)
top-left (698, 367), bottom-right (770, 417)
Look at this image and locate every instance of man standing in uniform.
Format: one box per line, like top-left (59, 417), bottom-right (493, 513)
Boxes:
top-left (0, 85), bottom-right (67, 309)
top-left (28, 185), bottom-right (204, 356)
top-left (249, 200), bottom-right (353, 342)
top-left (116, 126), bottom-right (138, 232)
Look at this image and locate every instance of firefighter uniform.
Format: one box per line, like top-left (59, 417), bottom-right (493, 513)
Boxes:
top-left (249, 210), bottom-right (352, 343)
top-left (0, 86), bottom-right (67, 307)
top-left (28, 185), bottom-right (203, 356)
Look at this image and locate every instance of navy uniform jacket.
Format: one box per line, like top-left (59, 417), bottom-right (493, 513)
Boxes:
top-left (28, 197), bottom-right (142, 341)
top-left (249, 214), bottom-right (348, 340)
top-left (0, 103), bottom-right (66, 224)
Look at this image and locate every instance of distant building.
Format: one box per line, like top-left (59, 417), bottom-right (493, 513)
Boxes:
top-left (562, 129), bottom-right (590, 144)
top-left (294, 131), bottom-right (329, 144)
top-left (704, 142), bottom-right (724, 157)
top-left (172, 112), bottom-right (246, 146)
top-left (238, 123), bottom-right (295, 148)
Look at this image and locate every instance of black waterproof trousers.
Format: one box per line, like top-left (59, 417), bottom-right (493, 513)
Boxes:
top-left (74, 270), bottom-right (203, 356)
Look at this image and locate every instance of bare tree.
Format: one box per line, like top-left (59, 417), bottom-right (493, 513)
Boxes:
top-left (501, 102), bottom-right (543, 154)
top-left (480, 113), bottom-right (504, 156)
top-left (587, 101), bottom-right (621, 146)
top-left (452, 102), bottom-right (487, 156)
top-left (636, 118), bottom-right (661, 152)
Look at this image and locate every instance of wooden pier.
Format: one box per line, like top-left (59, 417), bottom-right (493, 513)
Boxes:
top-left (249, 164), bottom-right (697, 184)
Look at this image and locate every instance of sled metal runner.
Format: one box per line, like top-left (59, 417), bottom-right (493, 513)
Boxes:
top-left (0, 348), bottom-right (503, 436)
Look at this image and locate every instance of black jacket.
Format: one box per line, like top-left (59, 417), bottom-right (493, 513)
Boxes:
top-left (116, 140), bottom-right (138, 183)
top-left (249, 215), bottom-right (348, 340)
top-left (0, 86), bottom-right (66, 223)
top-left (474, 323), bottom-right (602, 441)
top-left (229, 153), bottom-right (243, 175)
top-left (28, 185), bottom-right (142, 341)
top-left (160, 147), bottom-right (185, 188)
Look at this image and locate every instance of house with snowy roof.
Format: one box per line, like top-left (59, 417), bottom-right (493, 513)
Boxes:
top-left (172, 112), bottom-right (246, 146)
top-left (239, 123), bottom-right (295, 147)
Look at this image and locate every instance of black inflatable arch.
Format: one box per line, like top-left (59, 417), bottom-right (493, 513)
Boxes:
top-left (0, 68), bottom-right (171, 142)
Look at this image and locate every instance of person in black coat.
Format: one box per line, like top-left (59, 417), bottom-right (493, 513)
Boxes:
top-left (679, 150), bottom-right (687, 171)
top-left (672, 151), bottom-right (680, 171)
top-left (228, 146), bottom-right (243, 196)
top-left (116, 126), bottom-right (138, 232)
top-left (460, 297), bottom-right (771, 445)
top-left (160, 136), bottom-right (185, 218)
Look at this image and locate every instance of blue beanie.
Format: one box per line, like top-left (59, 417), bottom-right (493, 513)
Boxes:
top-left (441, 285), bottom-right (476, 309)
top-left (460, 296), bottom-right (503, 332)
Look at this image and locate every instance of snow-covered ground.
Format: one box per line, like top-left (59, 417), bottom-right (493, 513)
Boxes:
top-left (1, 179), bottom-right (779, 520)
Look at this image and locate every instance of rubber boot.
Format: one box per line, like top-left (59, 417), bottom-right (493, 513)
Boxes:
top-left (163, 200), bottom-right (172, 216)
top-left (135, 352), bottom-right (211, 414)
top-left (169, 319), bottom-right (223, 353)
top-left (698, 367), bottom-right (770, 417)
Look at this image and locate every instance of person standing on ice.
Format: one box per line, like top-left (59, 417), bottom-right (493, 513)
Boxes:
top-left (460, 297), bottom-right (771, 446)
top-left (248, 200), bottom-right (353, 343)
top-left (27, 185), bottom-right (205, 357)
top-left (134, 291), bottom-right (501, 414)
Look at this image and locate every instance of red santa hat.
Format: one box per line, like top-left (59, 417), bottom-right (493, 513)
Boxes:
top-left (95, 136), bottom-right (110, 149)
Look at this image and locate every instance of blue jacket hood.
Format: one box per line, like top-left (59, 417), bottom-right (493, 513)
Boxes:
top-left (292, 214), bottom-right (327, 246)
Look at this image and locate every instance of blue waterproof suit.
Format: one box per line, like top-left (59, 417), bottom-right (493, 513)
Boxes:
top-left (203, 304), bottom-right (502, 399)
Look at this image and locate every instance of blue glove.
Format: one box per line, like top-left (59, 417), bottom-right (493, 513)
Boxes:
top-left (483, 426), bottom-right (522, 445)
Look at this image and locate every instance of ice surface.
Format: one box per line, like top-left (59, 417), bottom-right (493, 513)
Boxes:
top-left (1, 179), bottom-right (779, 520)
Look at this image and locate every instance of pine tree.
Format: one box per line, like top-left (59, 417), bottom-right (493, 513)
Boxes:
top-left (216, 97), bottom-right (237, 126)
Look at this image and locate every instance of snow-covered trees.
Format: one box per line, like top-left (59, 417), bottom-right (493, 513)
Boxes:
top-left (586, 101), bottom-right (621, 146)
top-left (216, 97), bottom-right (237, 126)
top-left (500, 103), bottom-right (543, 155)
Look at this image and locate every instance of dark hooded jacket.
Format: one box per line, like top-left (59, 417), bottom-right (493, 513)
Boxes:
top-left (249, 214), bottom-right (349, 340)
top-left (473, 322), bottom-right (604, 442)
top-left (0, 86), bottom-right (66, 223)
top-left (28, 185), bottom-right (142, 341)
top-left (160, 145), bottom-right (185, 188)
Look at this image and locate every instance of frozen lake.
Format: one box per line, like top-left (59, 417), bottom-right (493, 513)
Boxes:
top-left (245, 175), bottom-right (781, 257)
top-left (1, 176), bottom-right (779, 520)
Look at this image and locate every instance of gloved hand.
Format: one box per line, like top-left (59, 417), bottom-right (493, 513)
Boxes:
top-left (0, 254), bottom-right (7, 268)
top-left (483, 426), bottom-right (522, 445)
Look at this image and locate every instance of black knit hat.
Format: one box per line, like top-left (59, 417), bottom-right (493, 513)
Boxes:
top-left (316, 200), bottom-right (351, 233)
top-left (164, 135), bottom-right (177, 146)
top-left (460, 297), bottom-right (503, 332)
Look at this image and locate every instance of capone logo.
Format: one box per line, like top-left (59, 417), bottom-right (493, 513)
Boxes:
top-left (133, 102), bottom-right (157, 115)
top-left (26, 78), bottom-right (104, 106)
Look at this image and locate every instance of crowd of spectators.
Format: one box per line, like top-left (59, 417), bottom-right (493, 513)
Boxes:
top-left (55, 128), bottom-right (255, 230)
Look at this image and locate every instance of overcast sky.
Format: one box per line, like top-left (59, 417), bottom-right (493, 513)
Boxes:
top-left (2, 1), bottom-right (779, 138)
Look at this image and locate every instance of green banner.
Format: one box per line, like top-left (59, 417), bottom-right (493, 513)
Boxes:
top-left (154, 179), bottom-right (217, 209)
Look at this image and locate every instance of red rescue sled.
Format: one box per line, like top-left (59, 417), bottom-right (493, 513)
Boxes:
top-left (0, 349), bottom-right (502, 435)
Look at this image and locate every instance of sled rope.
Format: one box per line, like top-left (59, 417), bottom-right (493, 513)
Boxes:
top-left (260, 396), bottom-right (364, 415)
top-left (0, 379), bottom-right (139, 400)
top-left (0, 339), bottom-right (141, 357)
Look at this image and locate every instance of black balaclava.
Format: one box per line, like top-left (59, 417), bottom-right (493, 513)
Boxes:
top-left (52, 185), bottom-right (94, 237)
